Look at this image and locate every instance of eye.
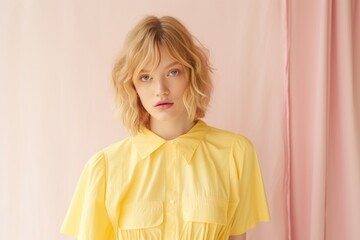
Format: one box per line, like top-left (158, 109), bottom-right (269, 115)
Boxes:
top-left (139, 74), bottom-right (151, 81)
top-left (168, 69), bottom-right (180, 77)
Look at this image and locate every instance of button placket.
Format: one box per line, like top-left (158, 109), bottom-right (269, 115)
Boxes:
top-left (164, 141), bottom-right (179, 239)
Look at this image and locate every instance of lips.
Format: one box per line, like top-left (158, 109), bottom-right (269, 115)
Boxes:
top-left (154, 100), bottom-right (174, 109)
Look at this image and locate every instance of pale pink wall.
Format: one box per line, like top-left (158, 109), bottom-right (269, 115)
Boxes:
top-left (0, 1), bottom-right (282, 239)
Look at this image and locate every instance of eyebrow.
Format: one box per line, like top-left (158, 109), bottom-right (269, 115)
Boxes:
top-left (140, 61), bottom-right (181, 73)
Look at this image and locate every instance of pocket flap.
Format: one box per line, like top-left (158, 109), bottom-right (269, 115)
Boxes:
top-left (182, 197), bottom-right (228, 225)
top-left (119, 201), bottom-right (163, 229)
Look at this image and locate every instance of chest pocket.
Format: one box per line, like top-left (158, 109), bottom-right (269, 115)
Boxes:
top-left (118, 201), bottom-right (163, 240)
top-left (182, 197), bottom-right (228, 225)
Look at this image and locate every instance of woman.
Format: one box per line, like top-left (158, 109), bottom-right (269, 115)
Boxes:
top-left (61, 15), bottom-right (270, 240)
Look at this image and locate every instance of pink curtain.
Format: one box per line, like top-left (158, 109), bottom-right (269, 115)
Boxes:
top-left (288, 1), bottom-right (360, 239)
top-left (0, 0), bottom-right (359, 239)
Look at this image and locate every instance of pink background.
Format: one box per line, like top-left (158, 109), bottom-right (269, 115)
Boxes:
top-left (1, 0), bottom-right (359, 239)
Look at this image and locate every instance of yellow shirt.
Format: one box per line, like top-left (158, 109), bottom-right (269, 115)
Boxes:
top-left (61, 120), bottom-right (270, 240)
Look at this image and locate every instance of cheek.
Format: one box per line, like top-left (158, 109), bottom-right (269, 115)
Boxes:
top-left (178, 79), bottom-right (189, 95)
top-left (135, 88), bottom-right (150, 106)
top-left (134, 85), bottom-right (144, 98)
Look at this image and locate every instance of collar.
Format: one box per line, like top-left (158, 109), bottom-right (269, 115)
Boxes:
top-left (132, 120), bottom-right (209, 163)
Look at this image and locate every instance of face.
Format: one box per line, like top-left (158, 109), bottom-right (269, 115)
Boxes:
top-left (133, 46), bottom-right (189, 125)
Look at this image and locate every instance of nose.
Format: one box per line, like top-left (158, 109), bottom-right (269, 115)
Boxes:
top-left (154, 77), bottom-right (169, 96)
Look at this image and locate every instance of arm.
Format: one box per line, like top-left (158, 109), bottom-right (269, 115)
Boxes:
top-left (229, 233), bottom-right (246, 240)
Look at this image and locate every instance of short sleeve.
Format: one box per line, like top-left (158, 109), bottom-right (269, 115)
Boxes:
top-left (229, 136), bottom-right (270, 235)
top-left (60, 152), bottom-right (116, 240)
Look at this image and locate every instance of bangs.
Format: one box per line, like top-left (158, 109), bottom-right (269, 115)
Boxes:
top-left (164, 40), bottom-right (193, 70)
top-left (131, 40), bottom-right (161, 83)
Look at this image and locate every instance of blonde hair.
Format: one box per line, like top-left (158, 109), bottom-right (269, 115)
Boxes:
top-left (112, 16), bottom-right (213, 134)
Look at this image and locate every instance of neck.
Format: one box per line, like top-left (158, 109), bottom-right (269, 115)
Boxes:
top-left (150, 118), bottom-right (196, 140)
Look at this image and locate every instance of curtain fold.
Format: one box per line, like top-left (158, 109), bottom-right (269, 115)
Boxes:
top-left (289, 0), bottom-right (331, 239)
top-left (326, 0), bottom-right (360, 239)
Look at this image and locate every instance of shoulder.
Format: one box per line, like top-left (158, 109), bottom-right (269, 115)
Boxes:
top-left (85, 137), bottom-right (133, 168)
top-left (102, 137), bottom-right (133, 157)
top-left (203, 124), bottom-right (254, 150)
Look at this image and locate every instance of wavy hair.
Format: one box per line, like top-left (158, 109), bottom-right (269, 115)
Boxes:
top-left (112, 16), bottom-right (213, 134)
